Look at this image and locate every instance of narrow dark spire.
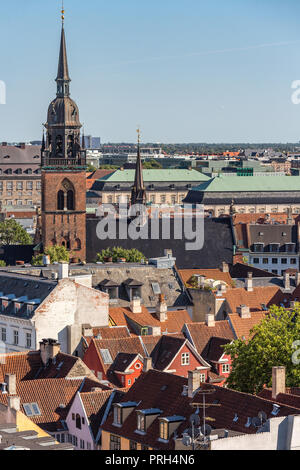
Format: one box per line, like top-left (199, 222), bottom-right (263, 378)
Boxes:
top-left (82, 129), bottom-right (86, 150)
top-left (56, 6), bottom-right (71, 97)
top-left (131, 128), bottom-right (146, 206)
top-left (41, 128), bottom-right (45, 152)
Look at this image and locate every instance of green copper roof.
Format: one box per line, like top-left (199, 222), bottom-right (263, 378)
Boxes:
top-left (192, 175), bottom-right (300, 192)
top-left (97, 169), bottom-right (210, 183)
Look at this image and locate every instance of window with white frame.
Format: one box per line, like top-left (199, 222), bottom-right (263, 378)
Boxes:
top-left (181, 352), bottom-right (190, 366)
top-left (13, 330), bottom-right (19, 345)
top-left (222, 363), bottom-right (230, 374)
top-left (26, 332), bottom-right (32, 349)
top-left (200, 373), bottom-right (206, 383)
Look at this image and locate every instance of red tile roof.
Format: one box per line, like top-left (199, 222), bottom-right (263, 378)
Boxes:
top-left (222, 286), bottom-right (285, 314)
top-left (102, 370), bottom-right (300, 450)
top-left (179, 269), bottom-right (232, 287)
top-left (109, 306), bottom-right (191, 334)
top-left (184, 321), bottom-right (234, 356)
top-left (228, 311), bottom-right (267, 341)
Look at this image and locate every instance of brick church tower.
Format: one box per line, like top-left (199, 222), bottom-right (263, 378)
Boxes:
top-left (41, 10), bottom-right (86, 261)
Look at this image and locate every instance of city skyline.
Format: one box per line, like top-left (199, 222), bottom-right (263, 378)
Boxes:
top-left (0, 0), bottom-right (300, 143)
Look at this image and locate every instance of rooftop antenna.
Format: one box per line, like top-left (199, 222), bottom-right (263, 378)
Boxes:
top-left (61, 0), bottom-right (65, 25)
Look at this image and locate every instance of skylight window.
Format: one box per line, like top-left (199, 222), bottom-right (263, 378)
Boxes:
top-left (100, 349), bottom-right (113, 364)
top-left (23, 403), bottom-right (41, 417)
top-left (151, 282), bottom-right (161, 295)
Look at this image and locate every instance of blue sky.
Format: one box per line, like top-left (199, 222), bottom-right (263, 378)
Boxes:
top-left (0, 0), bottom-right (300, 143)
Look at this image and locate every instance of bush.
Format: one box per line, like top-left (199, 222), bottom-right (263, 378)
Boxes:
top-left (0, 260), bottom-right (6, 267)
top-left (96, 247), bottom-right (145, 263)
top-left (31, 245), bottom-right (71, 266)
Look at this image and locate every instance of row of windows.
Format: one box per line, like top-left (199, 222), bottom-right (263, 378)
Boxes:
top-left (0, 181), bottom-right (41, 190)
top-left (0, 168), bottom-right (40, 175)
top-left (4, 200), bottom-right (34, 206)
top-left (66, 434), bottom-right (92, 450)
top-left (1, 327), bottom-right (32, 348)
top-left (252, 258), bottom-right (298, 265)
top-left (106, 194), bottom-right (186, 204)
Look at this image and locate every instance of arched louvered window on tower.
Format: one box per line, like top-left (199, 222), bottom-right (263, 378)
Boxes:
top-left (67, 190), bottom-right (74, 210)
top-left (57, 190), bottom-right (64, 210)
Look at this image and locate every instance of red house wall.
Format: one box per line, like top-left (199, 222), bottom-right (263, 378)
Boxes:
top-left (83, 341), bottom-right (105, 380)
top-left (115, 358), bottom-right (144, 388)
top-left (166, 344), bottom-right (209, 380)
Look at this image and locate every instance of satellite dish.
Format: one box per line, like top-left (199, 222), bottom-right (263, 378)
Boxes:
top-left (200, 424), bottom-right (212, 437)
top-left (182, 434), bottom-right (192, 447)
top-left (258, 411), bottom-right (267, 424)
top-left (190, 414), bottom-right (200, 426)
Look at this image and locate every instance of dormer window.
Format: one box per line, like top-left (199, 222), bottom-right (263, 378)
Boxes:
top-left (158, 416), bottom-right (185, 442)
top-left (254, 243), bottom-right (264, 253)
top-left (137, 413), bottom-right (145, 432)
top-left (113, 406), bottom-right (122, 426)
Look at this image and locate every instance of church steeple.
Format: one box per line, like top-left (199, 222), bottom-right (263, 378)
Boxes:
top-left (131, 128), bottom-right (146, 206)
top-left (56, 6), bottom-right (71, 97)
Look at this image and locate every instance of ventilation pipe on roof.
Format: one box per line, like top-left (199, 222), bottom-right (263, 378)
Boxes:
top-left (272, 366), bottom-right (286, 400)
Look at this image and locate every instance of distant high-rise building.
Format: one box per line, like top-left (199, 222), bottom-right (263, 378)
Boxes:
top-left (84, 135), bottom-right (101, 149)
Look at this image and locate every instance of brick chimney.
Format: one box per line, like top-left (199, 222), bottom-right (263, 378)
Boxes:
top-left (8, 396), bottom-right (20, 411)
top-left (156, 294), bottom-right (168, 322)
top-left (130, 297), bottom-right (142, 314)
top-left (4, 374), bottom-right (16, 396)
top-left (236, 305), bottom-right (251, 319)
top-left (284, 272), bottom-right (291, 291)
top-left (40, 339), bottom-right (61, 366)
top-left (246, 272), bottom-right (253, 292)
top-left (221, 262), bottom-right (229, 273)
top-left (143, 357), bottom-right (152, 373)
top-left (188, 370), bottom-right (203, 398)
top-left (272, 366), bottom-right (286, 399)
top-left (205, 313), bottom-right (215, 328)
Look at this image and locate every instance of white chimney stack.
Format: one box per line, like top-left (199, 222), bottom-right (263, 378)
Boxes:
top-left (272, 366), bottom-right (286, 399)
top-left (246, 272), bottom-right (253, 292)
top-left (58, 262), bottom-right (69, 280)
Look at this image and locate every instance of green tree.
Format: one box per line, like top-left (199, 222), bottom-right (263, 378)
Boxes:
top-left (0, 219), bottom-right (32, 246)
top-left (143, 160), bottom-right (163, 169)
top-left (96, 247), bottom-right (145, 263)
top-left (31, 245), bottom-right (71, 266)
top-left (0, 260), bottom-right (6, 267)
top-left (224, 305), bottom-right (300, 394)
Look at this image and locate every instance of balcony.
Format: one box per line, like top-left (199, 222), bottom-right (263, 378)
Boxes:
top-left (41, 157), bottom-right (86, 168)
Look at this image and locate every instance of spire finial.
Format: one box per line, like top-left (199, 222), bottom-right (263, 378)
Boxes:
top-left (137, 127), bottom-right (141, 145)
top-left (61, 1), bottom-right (65, 25)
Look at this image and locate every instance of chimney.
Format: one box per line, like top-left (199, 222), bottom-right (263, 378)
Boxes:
top-left (287, 207), bottom-right (293, 225)
top-left (156, 294), bottom-right (168, 322)
top-left (58, 262), bottom-right (69, 280)
top-left (188, 370), bottom-right (203, 398)
top-left (143, 357), bottom-right (152, 373)
top-left (246, 272), bottom-right (253, 292)
top-left (221, 262), bottom-right (229, 273)
top-left (82, 324), bottom-right (93, 337)
top-left (164, 249), bottom-right (173, 258)
top-left (272, 366), bottom-right (286, 399)
top-left (236, 305), bottom-right (251, 319)
top-left (295, 272), bottom-right (300, 287)
top-left (130, 297), bottom-right (142, 314)
top-left (40, 339), bottom-right (61, 367)
top-left (4, 374), bottom-right (16, 396)
top-left (8, 396), bottom-right (20, 412)
top-left (205, 313), bottom-right (215, 328)
top-left (284, 272), bottom-right (290, 291)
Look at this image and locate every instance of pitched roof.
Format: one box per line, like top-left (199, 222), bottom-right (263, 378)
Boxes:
top-left (102, 369), bottom-right (300, 450)
top-left (150, 336), bottom-right (210, 371)
top-left (97, 169), bottom-right (209, 183)
top-left (79, 389), bottom-right (117, 440)
top-left (140, 333), bottom-right (185, 356)
top-left (222, 286), bottom-right (285, 313)
top-left (202, 337), bottom-right (232, 363)
top-left (109, 306), bottom-right (191, 334)
top-left (228, 311), bottom-right (267, 341)
top-left (190, 175), bottom-right (300, 193)
top-left (90, 326), bottom-right (131, 340)
top-left (230, 263), bottom-right (280, 279)
top-left (0, 376), bottom-right (104, 433)
top-left (184, 321), bottom-right (234, 356)
top-left (178, 269), bottom-right (232, 287)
